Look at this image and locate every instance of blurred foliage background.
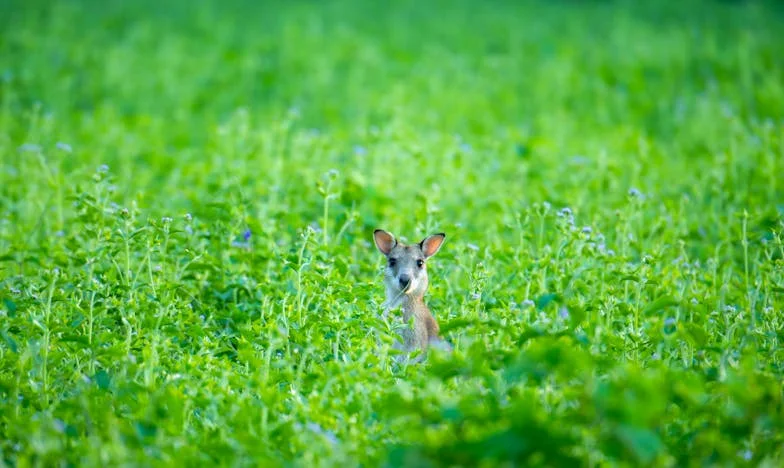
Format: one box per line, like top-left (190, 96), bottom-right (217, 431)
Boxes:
top-left (1, 0), bottom-right (783, 466)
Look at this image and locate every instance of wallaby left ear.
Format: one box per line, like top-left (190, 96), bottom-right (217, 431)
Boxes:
top-left (420, 233), bottom-right (446, 258)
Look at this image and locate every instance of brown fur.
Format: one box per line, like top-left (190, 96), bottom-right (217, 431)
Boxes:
top-left (401, 295), bottom-right (441, 351)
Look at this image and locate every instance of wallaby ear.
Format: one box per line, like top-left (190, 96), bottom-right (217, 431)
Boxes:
top-left (373, 229), bottom-right (396, 255)
top-left (420, 233), bottom-right (446, 258)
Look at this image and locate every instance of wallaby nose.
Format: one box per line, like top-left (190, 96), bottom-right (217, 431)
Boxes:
top-left (398, 275), bottom-right (411, 289)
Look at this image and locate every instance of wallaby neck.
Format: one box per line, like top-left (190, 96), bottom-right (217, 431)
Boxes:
top-left (401, 295), bottom-right (428, 322)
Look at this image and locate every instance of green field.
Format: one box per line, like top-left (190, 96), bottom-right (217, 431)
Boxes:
top-left (1, 0), bottom-right (783, 465)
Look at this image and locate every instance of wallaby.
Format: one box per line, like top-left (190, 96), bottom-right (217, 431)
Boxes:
top-left (373, 229), bottom-right (452, 360)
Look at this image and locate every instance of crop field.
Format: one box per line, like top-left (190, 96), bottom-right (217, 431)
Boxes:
top-left (1, 0), bottom-right (784, 466)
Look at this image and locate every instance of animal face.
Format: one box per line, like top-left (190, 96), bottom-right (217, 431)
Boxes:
top-left (373, 230), bottom-right (445, 303)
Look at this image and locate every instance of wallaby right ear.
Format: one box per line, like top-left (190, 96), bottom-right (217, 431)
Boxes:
top-left (420, 233), bottom-right (446, 258)
top-left (373, 229), bottom-right (396, 255)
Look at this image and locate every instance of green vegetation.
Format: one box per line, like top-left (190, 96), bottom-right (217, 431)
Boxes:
top-left (1, 0), bottom-right (783, 465)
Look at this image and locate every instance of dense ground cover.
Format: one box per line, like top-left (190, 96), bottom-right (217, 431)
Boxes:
top-left (1, 0), bottom-right (783, 465)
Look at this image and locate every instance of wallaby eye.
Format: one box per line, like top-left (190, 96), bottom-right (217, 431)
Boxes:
top-left (388, 258), bottom-right (397, 267)
top-left (416, 259), bottom-right (424, 268)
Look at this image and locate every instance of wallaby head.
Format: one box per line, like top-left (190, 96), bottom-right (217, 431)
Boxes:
top-left (373, 229), bottom-right (445, 307)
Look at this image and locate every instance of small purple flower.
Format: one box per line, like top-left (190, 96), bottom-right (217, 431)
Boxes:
top-left (628, 188), bottom-right (644, 200)
top-left (56, 142), bottom-right (72, 153)
top-left (306, 422), bottom-right (321, 432)
top-left (353, 145), bottom-right (367, 156)
top-left (521, 299), bottom-right (535, 308)
top-left (305, 422), bottom-right (339, 446)
top-left (558, 307), bottom-right (569, 319)
top-left (232, 229), bottom-right (252, 248)
top-left (581, 226), bottom-right (592, 235)
top-left (98, 164), bottom-right (109, 173)
top-left (466, 243), bottom-right (479, 251)
top-left (663, 317), bottom-right (677, 334)
top-left (18, 143), bottom-right (42, 152)
top-left (570, 155), bottom-right (589, 165)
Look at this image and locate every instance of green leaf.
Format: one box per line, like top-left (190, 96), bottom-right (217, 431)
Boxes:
top-left (514, 328), bottom-right (545, 346)
top-left (438, 318), bottom-right (479, 334)
top-left (642, 296), bottom-right (678, 316)
top-left (0, 329), bottom-right (18, 353)
top-left (616, 425), bottom-right (663, 464)
top-left (681, 323), bottom-right (707, 347)
top-left (515, 143), bottom-right (530, 158)
top-left (134, 421), bottom-right (158, 439)
top-left (94, 370), bottom-right (111, 390)
top-left (3, 298), bottom-right (16, 317)
top-left (535, 293), bottom-right (559, 310)
top-left (129, 227), bottom-right (148, 239)
top-left (61, 334), bottom-right (90, 345)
